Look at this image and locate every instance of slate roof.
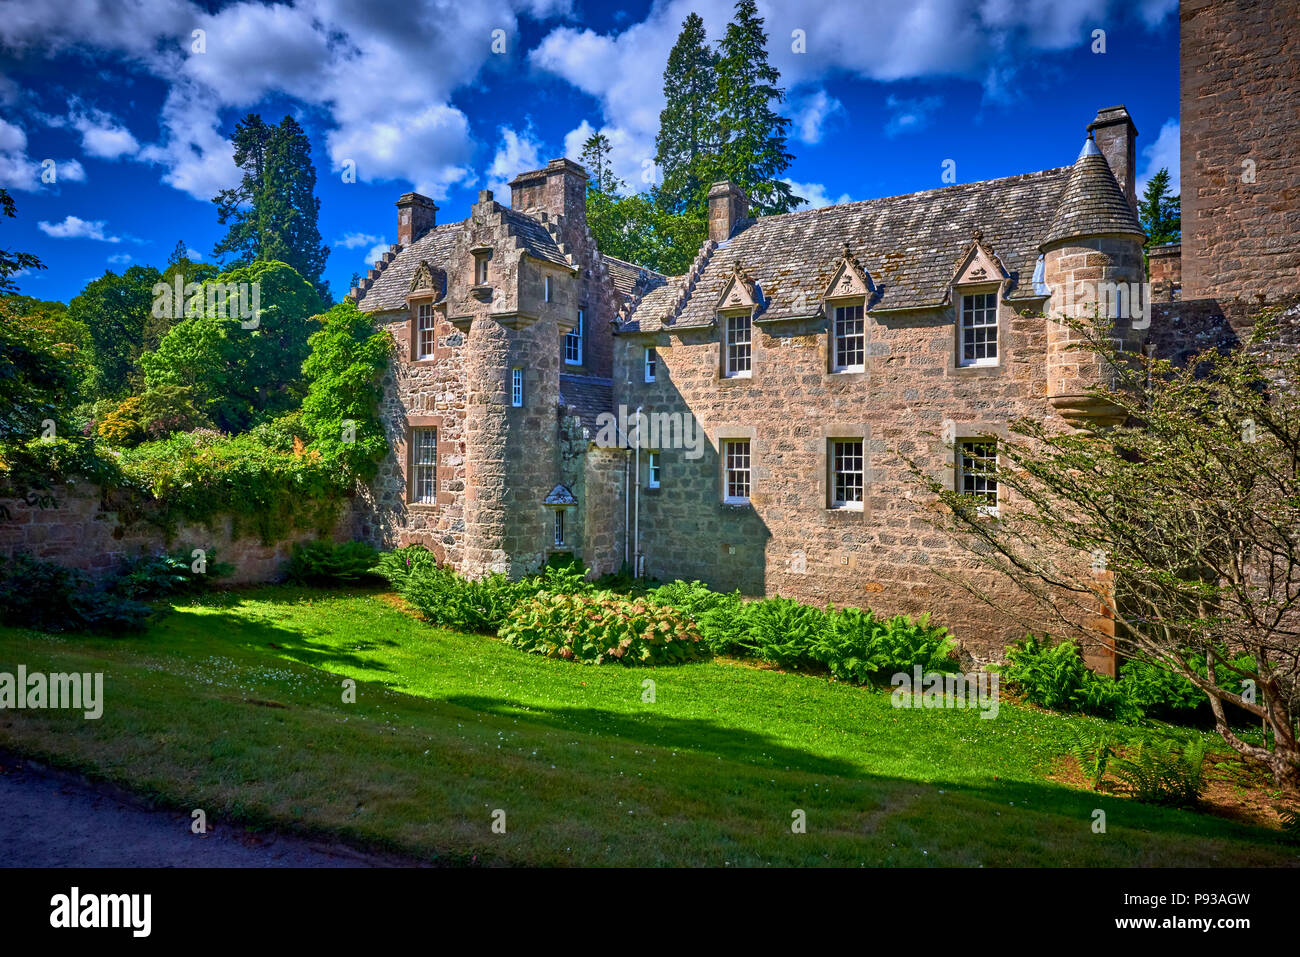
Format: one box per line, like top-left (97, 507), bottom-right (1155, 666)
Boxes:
top-left (355, 206), bottom-right (574, 313)
top-left (559, 374), bottom-right (613, 434)
top-left (355, 221), bottom-right (464, 312)
top-left (1042, 139), bottom-right (1146, 247)
top-left (620, 165), bottom-right (1077, 333)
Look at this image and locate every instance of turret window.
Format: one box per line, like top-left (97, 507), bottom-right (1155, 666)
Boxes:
top-left (959, 293), bottom-right (998, 366)
top-left (511, 367), bottom-right (524, 407)
top-left (644, 346), bottom-right (657, 382)
top-left (474, 251), bottom-right (490, 285)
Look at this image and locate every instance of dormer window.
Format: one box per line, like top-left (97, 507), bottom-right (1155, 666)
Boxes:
top-left (565, 310), bottom-right (583, 364)
top-left (416, 302), bottom-right (436, 360)
top-left (959, 292), bottom-right (998, 366)
top-left (831, 304), bottom-right (864, 372)
top-left (724, 312), bottom-right (751, 378)
top-left (474, 250), bottom-right (491, 285)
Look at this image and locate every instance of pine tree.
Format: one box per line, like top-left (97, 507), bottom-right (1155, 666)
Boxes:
top-left (1138, 168), bottom-right (1181, 248)
top-left (655, 13), bottom-right (719, 214)
top-left (213, 115), bottom-right (329, 295)
top-left (581, 132), bottom-right (624, 195)
top-left (712, 0), bottom-right (801, 215)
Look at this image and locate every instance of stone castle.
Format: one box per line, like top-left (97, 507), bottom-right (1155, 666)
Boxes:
top-left (349, 0), bottom-right (1300, 663)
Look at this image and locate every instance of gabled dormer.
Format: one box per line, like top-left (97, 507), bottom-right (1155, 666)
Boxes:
top-left (406, 260), bottom-right (447, 363)
top-left (823, 244), bottom-right (873, 374)
top-left (949, 229), bottom-right (1008, 369)
top-left (716, 262), bottom-right (758, 379)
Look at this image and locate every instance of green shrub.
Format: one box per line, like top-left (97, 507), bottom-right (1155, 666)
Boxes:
top-left (1118, 657), bottom-right (1204, 718)
top-left (1070, 728), bottom-right (1115, 791)
top-left (0, 553), bottom-right (152, 633)
top-left (374, 544), bottom-right (439, 591)
top-left (647, 580), bottom-right (745, 653)
top-left (737, 596), bottom-right (829, 669)
top-left (111, 548), bottom-right (232, 599)
top-left (283, 540), bottom-right (380, 585)
top-left (1111, 735), bottom-right (1209, 807)
top-left (811, 608), bottom-right (957, 685)
top-left (1003, 635), bottom-right (1137, 721)
top-left (499, 591), bottom-right (707, 665)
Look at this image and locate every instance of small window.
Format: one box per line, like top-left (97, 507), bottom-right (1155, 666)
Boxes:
top-left (958, 439), bottom-right (998, 515)
top-left (830, 439), bottom-right (864, 509)
top-left (410, 427), bottom-right (437, 504)
top-left (724, 313), bottom-right (751, 378)
top-left (416, 303), bottom-right (435, 360)
top-left (544, 275), bottom-right (553, 302)
top-left (565, 310), bottom-right (583, 365)
top-left (553, 509), bottom-right (566, 547)
top-left (832, 304), bottom-right (864, 372)
top-left (960, 292), bottom-right (998, 366)
top-left (647, 451), bottom-right (661, 489)
top-left (511, 367), bottom-right (524, 407)
top-left (723, 439), bottom-right (751, 504)
top-left (644, 346), bottom-right (657, 382)
top-left (474, 251), bottom-right (490, 285)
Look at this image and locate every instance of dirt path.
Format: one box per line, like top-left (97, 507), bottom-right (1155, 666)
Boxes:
top-left (0, 756), bottom-right (420, 867)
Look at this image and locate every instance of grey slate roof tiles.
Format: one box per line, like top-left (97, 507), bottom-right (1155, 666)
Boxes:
top-left (559, 374), bottom-right (613, 434)
top-left (1042, 140), bottom-right (1146, 247)
top-left (620, 166), bottom-right (1077, 333)
top-left (356, 221), bottom-right (464, 312)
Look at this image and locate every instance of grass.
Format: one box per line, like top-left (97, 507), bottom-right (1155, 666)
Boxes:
top-left (0, 584), bottom-right (1295, 866)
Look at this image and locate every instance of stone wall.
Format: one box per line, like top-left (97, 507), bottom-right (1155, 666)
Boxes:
top-left (0, 481), bottom-right (357, 584)
top-left (1180, 0), bottom-right (1300, 302)
top-left (613, 293), bottom-right (1087, 661)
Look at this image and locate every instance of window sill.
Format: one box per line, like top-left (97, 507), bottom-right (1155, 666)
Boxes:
top-left (830, 366), bottom-right (866, 376)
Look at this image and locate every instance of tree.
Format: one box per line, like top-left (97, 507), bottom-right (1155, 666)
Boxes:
top-left (0, 296), bottom-right (81, 443)
top-left (655, 13), bottom-right (719, 215)
top-left (149, 240), bottom-right (218, 351)
top-left (142, 260), bottom-right (323, 431)
top-left (66, 265), bottom-right (163, 400)
top-left (581, 132), bottom-right (623, 197)
top-left (712, 0), bottom-right (801, 215)
top-left (300, 299), bottom-right (392, 480)
top-left (213, 115), bottom-right (329, 294)
top-left (0, 188), bottom-right (45, 295)
top-left (911, 311), bottom-right (1300, 790)
top-left (1139, 168), bottom-right (1181, 248)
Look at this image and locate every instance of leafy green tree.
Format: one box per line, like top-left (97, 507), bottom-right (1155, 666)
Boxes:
top-left (581, 132), bottom-right (623, 197)
top-left (213, 115), bottom-right (329, 294)
top-left (0, 188), bottom-right (44, 295)
top-left (1138, 168), bottom-right (1181, 248)
top-left (149, 240), bottom-right (218, 351)
top-left (66, 265), bottom-right (163, 400)
top-left (713, 0), bottom-right (800, 215)
top-left (911, 310), bottom-right (1300, 790)
top-left (655, 13), bottom-right (719, 215)
top-left (142, 260), bottom-right (323, 432)
top-left (0, 296), bottom-right (81, 442)
top-left (300, 299), bottom-right (392, 480)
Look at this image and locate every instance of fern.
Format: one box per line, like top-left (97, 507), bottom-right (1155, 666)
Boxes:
top-left (1070, 728), bottom-right (1114, 790)
top-left (1111, 735), bottom-right (1209, 807)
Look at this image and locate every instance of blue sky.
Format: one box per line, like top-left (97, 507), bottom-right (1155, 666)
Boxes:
top-left (0, 0), bottom-right (1180, 303)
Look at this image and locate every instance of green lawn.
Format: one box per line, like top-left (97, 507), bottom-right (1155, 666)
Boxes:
top-left (0, 585), bottom-right (1294, 866)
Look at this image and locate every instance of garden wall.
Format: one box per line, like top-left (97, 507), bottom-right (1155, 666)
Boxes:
top-left (0, 480), bottom-right (360, 584)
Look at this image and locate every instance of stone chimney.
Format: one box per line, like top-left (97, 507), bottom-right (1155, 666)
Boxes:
top-left (509, 158), bottom-right (588, 227)
top-left (1086, 106), bottom-right (1139, 214)
top-left (708, 181), bottom-right (748, 243)
top-left (396, 192), bottom-right (438, 246)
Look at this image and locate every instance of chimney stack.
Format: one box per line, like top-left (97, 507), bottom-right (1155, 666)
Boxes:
top-left (1087, 106), bottom-right (1139, 215)
top-left (509, 158), bottom-right (588, 227)
top-left (708, 181), bottom-right (748, 243)
top-left (396, 192), bottom-right (438, 246)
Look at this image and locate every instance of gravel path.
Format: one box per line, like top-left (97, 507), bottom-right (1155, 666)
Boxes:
top-left (0, 756), bottom-right (418, 868)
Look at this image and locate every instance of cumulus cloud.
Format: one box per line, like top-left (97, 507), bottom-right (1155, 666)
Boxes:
top-left (334, 232), bottom-right (385, 250)
top-left (0, 117), bottom-right (86, 191)
top-left (67, 104), bottom-right (141, 160)
top-left (783, 178), bottom-right (852, 211)
top-left (790, 89), bottom-right (844, 145)
top-left (884, 94), bottom-right (943, 137)
top-left (1135, 117), bottom-right (1179, 197)
top-left (38, 215), bottom-right (121, 241)
top-left (107, 252), bottom-right (132, 264)
top-left (486, 126), bottom-right (544, 197)
top-left (0, 0), bottom-right (569, 201)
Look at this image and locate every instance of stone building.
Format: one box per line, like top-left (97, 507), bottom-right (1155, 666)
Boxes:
top-left (351, 109), bottom-right (1156, 662)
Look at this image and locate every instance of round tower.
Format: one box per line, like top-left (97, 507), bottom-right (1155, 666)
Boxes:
top-left (1040, 135), bottom-right (1147, 426)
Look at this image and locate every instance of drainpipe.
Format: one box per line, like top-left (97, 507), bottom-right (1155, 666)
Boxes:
top-left (633, 405), bottom-right (643, 578)
top-left (622, 446), bottom-right (630, 568)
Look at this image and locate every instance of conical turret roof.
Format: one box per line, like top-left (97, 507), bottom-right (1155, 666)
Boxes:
top-left (1040, 137), bottom-right (1145, 248)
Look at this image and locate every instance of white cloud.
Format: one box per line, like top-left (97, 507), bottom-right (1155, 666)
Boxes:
top-left (884, 94), bottom-right (943, 137)
top-left (38, 215), bottom-right (121, 241)
top-left (107, 252), bottom-right (132, 264)
top-left (1135, 117), bottom-right (1179, 197)
top-left (486, 126), bottom-right (544, 197)
top-left (334, 232), bottom-right (385, 250)
top-left (185, 247), bottom-right (202, 260)
top-left (791, 89), bottom-right (844, 145)
top-left (0, 117), bottom-right (86, 191)
top-left (783, 178), bottom-right (852, 211)
top-left (362, 242), bottom-right (391, 271)
top-left (68, 104), bottom-right (141, 160)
